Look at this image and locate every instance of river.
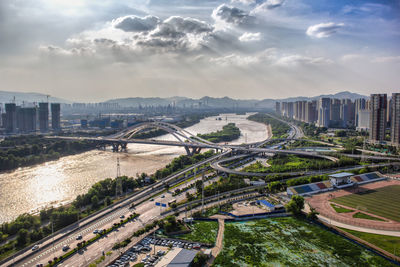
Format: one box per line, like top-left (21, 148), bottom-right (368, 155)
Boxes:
top-left (0, 113), bottom-right (269, 223)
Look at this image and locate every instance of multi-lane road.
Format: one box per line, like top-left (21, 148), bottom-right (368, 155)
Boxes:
top-left (2, 152), bottom-right (228, 267)
top-left (3, 115), bottom-right (399, 267)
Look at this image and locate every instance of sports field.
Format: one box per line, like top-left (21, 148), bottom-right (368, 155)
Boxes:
top-left (331, 185), bottom-right (400, 222)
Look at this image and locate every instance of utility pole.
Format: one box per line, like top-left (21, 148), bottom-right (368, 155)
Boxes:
top-left (201, 172), bottom-right (205, 214)
top-left (116, 157), bottom-right (122, 197)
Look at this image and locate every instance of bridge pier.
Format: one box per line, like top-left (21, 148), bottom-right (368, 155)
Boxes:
top-left (185, 146), bottom-right (202, 156)
top-left (121, 142), bottom-right (127, 151)
top-left (112, 143), bottom-right (120, 152)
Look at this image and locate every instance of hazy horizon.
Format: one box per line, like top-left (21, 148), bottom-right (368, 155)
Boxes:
top-left (0, 0), bottom-right (399, 102)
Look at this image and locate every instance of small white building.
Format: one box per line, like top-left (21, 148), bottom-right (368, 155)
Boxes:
top-left (329, 172), bottom-right (353, 187)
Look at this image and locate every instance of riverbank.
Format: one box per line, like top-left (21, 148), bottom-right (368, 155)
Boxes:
top-left (0, 113), bottom-right (269, 224)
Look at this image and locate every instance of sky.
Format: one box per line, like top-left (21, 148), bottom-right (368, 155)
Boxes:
top-left (0, 0), bottom-right (399, 102)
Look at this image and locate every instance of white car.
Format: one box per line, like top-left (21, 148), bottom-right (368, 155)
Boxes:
top-left (32, 245), bottom-right (39, 251)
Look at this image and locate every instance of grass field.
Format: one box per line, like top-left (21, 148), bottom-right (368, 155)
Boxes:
top-left (331, 203), bottom-right (354, 213)
top-left (331, 185), bottom-right (400, 222)
top-left (212, 217), bottom-right (395, 267)
top-left (353, 212), bottom-right (385, 221)
top-left (171, 221), bottom-right (218, 245)
top-left (340, 228), bottom-right (400, 257)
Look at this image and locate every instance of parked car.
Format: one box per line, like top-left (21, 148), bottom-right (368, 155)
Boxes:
top-left (32, 245), bottom-right (39, 251)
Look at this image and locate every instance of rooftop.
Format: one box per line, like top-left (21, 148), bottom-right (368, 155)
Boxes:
top-left (329, 172), bottom-right (353, 179)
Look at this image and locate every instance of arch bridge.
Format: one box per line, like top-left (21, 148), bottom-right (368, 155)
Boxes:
top-left (50, 121), bottom-right (222, 155)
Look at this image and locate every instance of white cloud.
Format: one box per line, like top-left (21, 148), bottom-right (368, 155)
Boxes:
top-left (306, 22), bottom-right (344, 38)
top-left (252, 0), bottom-right (285, 13)
top-left (210, 53), bottom-right (260, 66)
top-left (112, 15), bottom-right (160, 32)
top-left (276, 55), bottom-right (333, 66)
top-left (230, 0), bottom-right (256, 6)
top-left (212, 4), bottom-right (256, 29)
top-left (210, 49), bottom-right (331, 68)
top-left (341, 54), bottom-right (365, 62)
top-left (238, 32), bottom-right (261, 42)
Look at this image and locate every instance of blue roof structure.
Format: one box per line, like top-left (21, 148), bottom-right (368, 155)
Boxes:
top-left (329, 172), bottom-right (353, 179)
top-left (257, 200), bottom-right (275, 208)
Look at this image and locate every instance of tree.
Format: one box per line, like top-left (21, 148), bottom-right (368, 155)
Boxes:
top-left (192, 252), bottom-right (209, 267)
top-left (17, 229), bottom-right (29, 246)
top-left (105, 196), bottom-right (112, 206)
top-left (91, 195), bottom-right (99, 209)
top-left (307, 207), bottom-right (319, 221)
top-left (285, 195), bottom-right (304, 216)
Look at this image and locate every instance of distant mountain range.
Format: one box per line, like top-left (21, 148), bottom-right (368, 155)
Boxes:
top-left (0, 90), bottom-right (368, 109)
top-left (0, 90), bottom-right (71, 105)
top-left (105, 91), bottom-right (368, 109)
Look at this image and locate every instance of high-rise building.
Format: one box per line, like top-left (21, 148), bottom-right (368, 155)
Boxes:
top-left (355, 98), bottom-right (367, 127)
top-left (20, 107), bottom-right (37, 132)
top-left (369, 94), bottom-right (387, 143)
top-left (305, 100), bottom-right (317, 123)
top-left (5, 103), bottom-right (17, 133)
top-left (51, 103), bottom-right (61, 131)
top-left (357, 109), bottom-right (370, 131)
top-left (287, 102), bottom-right (294, 119)
top-left (39, 102), bottom-right (49, 132)
top-left (293, 102), bottom-right (298, 120)
top-left (317, 98), bottom-right (330, 128)
top-left (391, 93), bottom-right (400, 146)
top-left (329, 99), bottom-right (341, 127)
top-left (275, 102), bottom-right (281, 114)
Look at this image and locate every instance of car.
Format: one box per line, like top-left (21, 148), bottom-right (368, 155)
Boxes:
top-left (150, 198), bottom-right (154, 201)
top-left (120, 215), bottom-right (125, 219)
top-left (93, 229), bottom-right (99, 234)
top-left (161, 195), bottom-right (165, 198)
top-left (32, 245), bottom-right (39, 251)
top-left (62, 245), bottom-right (70, 252)
top-left (76, 234), bottom-right (82, 240)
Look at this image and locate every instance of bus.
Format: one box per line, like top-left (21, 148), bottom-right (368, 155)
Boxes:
top-left (168, 199), bottom-right (177, 206)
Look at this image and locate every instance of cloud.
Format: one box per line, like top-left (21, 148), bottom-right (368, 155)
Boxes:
top-left (210, 53), bottom-right (261, 66)
top-left (275, 55), bottom-right (333, 66)
top-left (238, 32), bottom-right (261, 42)
top-left (252, 0), bottom-right (284, 13)
top-left (113, 15), bottom-right (160, 32)
top-left (210, 49), bottom-right (331, 68)
top-left (40, 15), bottom-right (218, 58)
top-left (230, 0), bottom-right (256, 6)
top-left (306, 22), bottom-right (344, 38)
top-left (212, 4), bottom-right (256, 28)
top-left (341, 54), bottom-right (365, 62)
top-left (372, 56), bottom-right (400, 63)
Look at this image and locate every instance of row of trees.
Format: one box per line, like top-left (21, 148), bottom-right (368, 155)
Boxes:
top-left (153, 150), bottom-right (214, 180)
top-left (247, 113), bottom-right (290, 138)
top-left (0, 136), bottom-right (97, 171)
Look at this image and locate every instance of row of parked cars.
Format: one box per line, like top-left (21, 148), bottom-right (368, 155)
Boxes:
top-left (107, 245), bottom-right (165, 267)
top-left (144, 236), bottom-right (201, 250)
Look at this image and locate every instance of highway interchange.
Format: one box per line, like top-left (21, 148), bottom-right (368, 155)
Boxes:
top-left (3, 115), bottom-right (400, 267)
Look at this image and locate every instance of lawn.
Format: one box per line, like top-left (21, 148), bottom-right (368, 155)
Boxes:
top-left (331, 185), bottom-right (400, 222)
top-left (353, 212), bottom-right (385, 221)
top-left (172, 221), bottom-right (218, 245)
top-left (331, 204), bottom-right (354, 213)
top-left (212, 217), bottom-right (395, 267)
top-left (340, 228), bottom-right (400, 257)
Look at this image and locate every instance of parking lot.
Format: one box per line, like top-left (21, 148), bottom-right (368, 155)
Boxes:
top-left (107, 235), bottom-right (202, 267)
